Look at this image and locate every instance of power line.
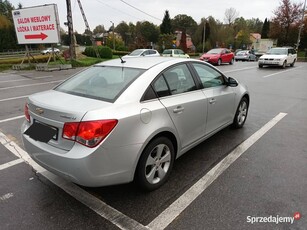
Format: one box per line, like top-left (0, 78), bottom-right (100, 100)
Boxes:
top-left (94, 0), bottom-right (143, 21)
top-left (119, 0), bottom-right (162, 21)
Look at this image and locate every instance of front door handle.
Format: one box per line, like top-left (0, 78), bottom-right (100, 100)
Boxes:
top-left (209, 98), bottom-right (216, 104)
top-left (173, 106), bottom-right (184, 113)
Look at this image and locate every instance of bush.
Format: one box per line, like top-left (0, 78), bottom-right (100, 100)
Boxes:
top-left (84, 46), bottom-right (113, 59)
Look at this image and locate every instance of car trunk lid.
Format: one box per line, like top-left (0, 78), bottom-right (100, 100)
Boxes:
top-left (26, 90), bottom-right (112, 151)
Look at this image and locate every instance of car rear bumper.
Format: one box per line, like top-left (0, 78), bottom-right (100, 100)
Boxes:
top-left (22, 122), bottom-right (142, 187)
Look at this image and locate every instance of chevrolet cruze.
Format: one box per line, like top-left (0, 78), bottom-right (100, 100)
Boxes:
top-left (22, 57), bottom-right (249, 191)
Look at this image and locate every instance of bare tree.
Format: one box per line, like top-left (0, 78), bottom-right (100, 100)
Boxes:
top-left (224, 8), bottom-right (239, 25)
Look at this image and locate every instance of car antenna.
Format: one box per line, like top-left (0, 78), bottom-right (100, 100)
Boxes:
top-left (119, 55), bottom-right (126, 64)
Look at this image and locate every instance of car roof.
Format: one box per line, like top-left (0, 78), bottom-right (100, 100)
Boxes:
top-left (95, 57), bottom-right (187, 69)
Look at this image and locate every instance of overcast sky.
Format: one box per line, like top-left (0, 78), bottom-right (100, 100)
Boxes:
top-left (9, 0), bottom-right (304, 33)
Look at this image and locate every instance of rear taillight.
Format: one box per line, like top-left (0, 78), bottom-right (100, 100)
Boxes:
top-left (24, 103), bottom-right (30, 122)
top-left (62, 120), bottom-right (118, 148)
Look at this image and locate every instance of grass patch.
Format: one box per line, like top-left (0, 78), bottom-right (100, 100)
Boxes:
top-left (0, 55), bottom-right (113, 72)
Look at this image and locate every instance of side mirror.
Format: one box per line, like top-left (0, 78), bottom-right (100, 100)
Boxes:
top-left (227, 77), bottom-right (238, 87)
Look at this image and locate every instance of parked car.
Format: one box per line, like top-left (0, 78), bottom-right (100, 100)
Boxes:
top-left (200, 48), bottom-right (234, 65)
top-left (162, 49), bottom-right (190, 58)
top-left (41, 47), bottom-right (60, 55)
top-left (235, 50), bottom-right (257, 62)
top-left (22, 57), bottom-right (249, 191)
top-left (258, 47), bottom-right (297, 68)
top-left (123, 49), bottom-right (160, 58)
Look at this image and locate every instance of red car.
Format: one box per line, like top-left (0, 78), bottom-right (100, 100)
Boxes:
top-left (200, 48), bottom-right (234, 65)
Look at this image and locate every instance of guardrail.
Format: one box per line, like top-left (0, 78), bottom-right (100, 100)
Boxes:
top-left (0, 49), bottom-right (41, 56)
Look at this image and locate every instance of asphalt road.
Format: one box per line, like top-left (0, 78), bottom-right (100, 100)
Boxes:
top-left (0, 61), bottom-right (306, 230)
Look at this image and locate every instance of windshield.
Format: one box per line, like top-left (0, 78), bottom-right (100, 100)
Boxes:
top-left (207, 48), bottom-right (223, 54)
top-left (129, 49), bottom-right (144, 56)
top-left (55, 66), bottom-right (145, 102)
top-left (267, 48), bottom-right (287, 55)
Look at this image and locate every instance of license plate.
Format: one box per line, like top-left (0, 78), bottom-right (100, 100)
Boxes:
top-left (24, 120), bottom-right (58, 143)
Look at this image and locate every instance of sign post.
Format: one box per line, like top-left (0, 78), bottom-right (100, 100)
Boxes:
top-left (12, 4), bottom-right (60, 44)
top-left (11, 4), bottom-right (67, 70)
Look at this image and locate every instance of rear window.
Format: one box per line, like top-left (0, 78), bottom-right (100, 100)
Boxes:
top-left (55, 66), bottom-right (145, 102)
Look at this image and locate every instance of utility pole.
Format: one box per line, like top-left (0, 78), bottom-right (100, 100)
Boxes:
top-left (66, 0), bottom-right (76, 60)
top-left (296, 0), bottom-right (307, 51)
top-left (76, 0), bottom-right (100, 58)
top-left (202, 17), bottom-right (210, 54)
top-left (202, 22), bottom-right (206, 54)
top-left (110, 21), bottom-right (115, 51)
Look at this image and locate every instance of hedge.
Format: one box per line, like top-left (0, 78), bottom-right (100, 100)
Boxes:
top-left (84, 46), bottom-right (113, 59)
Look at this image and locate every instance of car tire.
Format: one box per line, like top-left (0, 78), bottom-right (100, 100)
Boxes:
top-left (217, 59), bottom-right (222, 66)
top-left (258, 64), bottom-right (263, 68)
top-left (290, 59), bottom-right (296, 67)
top-left (282, 60), bottom-right (287, 69)
top-left (135, 136), bottom-right (175, 191)
top-left (232, 97), bottom-right (249, 129)
top-left (229, 58), bottom-right (234, 65)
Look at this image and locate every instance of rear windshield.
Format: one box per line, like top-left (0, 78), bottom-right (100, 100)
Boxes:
top-left (129, 49), bottom-right (143, 56)
top-left (55, 66), bottom-right (145, 102)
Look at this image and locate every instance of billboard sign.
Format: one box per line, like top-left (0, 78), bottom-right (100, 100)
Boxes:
top-left (12, 4), bottom-right (60, 44)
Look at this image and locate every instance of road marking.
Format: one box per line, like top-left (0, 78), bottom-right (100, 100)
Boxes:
top-left (0, 95), bottom-right (29, 102)
top-left (0, 193), bottom-right (14, 201)
top-left (147, 112), bottom-right (287, 230)
top-left (0, 80), bottom-right (63, 91)
top-left (0, 159), bottom-right (23, 170)
top-left (224, 66), bottom-right (256, 73)
top-left (262, 66), bottom-right (303, 78)
top-left (0, 115), bottom-right (24, 124)
top-left (0, 75), bottom-right (53, 83)
top-left (0, 130), bottom-right (148, 230)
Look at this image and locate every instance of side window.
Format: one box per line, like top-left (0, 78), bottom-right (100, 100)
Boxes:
top-left (192, 63), bottom-right (225, 88)
top-left (143, 50), bottom-right (150, 56)
top-left (178, 50), bottom-right (184, 55)
top-left (174, 50), bottom-right (179, 55)
top-left (153, 75), bottom-right (170, 97)
top-left (163, 64), bottom-right (196, 95)
top-left (149, 50), bottom-right (156, 55)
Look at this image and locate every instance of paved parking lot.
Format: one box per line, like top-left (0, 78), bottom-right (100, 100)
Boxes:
top-left (0, 61), bottom-right (306, 230)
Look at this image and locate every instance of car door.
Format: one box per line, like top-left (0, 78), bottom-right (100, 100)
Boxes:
top-left (153, 63), bottom-right (207, 148)
top-left (287, 48), bottom-right (295, 63)
top-left (191, 63), bottom-right (236, 135)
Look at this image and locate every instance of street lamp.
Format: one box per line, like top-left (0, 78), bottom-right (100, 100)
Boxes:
top-left (110, 21), bottom-right (115, 51)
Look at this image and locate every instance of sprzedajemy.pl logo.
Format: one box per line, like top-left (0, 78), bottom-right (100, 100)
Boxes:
top-left (247, 212), bottom-right (301, 225)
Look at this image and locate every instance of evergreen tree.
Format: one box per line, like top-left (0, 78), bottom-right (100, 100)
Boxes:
top-left (261, 18), bottom-right (270, 38)
top-left (160, 10), bottom-right (172, 34)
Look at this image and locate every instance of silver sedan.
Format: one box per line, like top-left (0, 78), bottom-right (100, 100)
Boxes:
top-left (22, 57), bottom-right (249, 191)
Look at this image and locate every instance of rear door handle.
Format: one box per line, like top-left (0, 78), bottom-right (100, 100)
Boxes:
top-left (173, 106), bottom-right (184, 113)
top-left (209, 98), bottom-right (216, 104)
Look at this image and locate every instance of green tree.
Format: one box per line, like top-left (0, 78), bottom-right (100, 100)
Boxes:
top-left (246, 18), bottom-right (263, 33)
top-left (171, 14), bottom-right (197, 34)
top-left (0, 0), bottom-right (20, 50)
top-left (261, 18), bottom-right (270, 38)
top-left (270, 0), bottom-right (302, 46)
top-left (160, 10), bottom-right (172, 34)
top-left (158, 33), bottom-right (174, 51)
top-left (115, 21), bottom-right (130, 46)
top-left (93, 25), bottom-right (106, 35)
top-left (0, 0), bottom-right (14, 20)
